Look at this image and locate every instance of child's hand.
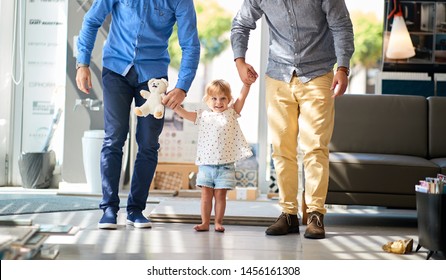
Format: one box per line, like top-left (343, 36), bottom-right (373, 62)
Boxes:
top-left (247, 69), bottom-right (258, 84)
top-left (235, 58), bottom-right (258, 85)
top-left (242, 70), bottom-right (257, 87)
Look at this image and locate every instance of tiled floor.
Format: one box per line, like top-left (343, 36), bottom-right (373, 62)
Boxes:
top-left (1, 188), bottom-right (443, 261)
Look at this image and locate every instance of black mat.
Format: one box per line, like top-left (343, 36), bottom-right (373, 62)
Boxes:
top-left (0, 194), bottom-right (101, 216)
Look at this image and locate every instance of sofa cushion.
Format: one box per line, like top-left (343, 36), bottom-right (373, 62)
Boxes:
top-left (329, 152), bottom-right (439, 195)
top-left (427, 96), bottom-right (446, 158)
top-left (329, 94), bottom-right (427, 157)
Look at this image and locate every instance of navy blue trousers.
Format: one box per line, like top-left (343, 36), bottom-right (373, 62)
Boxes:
top-left (100, 67), bottom-right (164, 214)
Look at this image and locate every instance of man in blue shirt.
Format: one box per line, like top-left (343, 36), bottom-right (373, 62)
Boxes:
top-left (231, 0), bottom-right (354, 239)
top-left (76, 0), bottom-right (200, 229)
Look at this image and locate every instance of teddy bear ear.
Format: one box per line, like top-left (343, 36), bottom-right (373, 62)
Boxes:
top-left (161, 78), bottom-right (168, 86)
top-left (149, 78), bottom-right (154, 84)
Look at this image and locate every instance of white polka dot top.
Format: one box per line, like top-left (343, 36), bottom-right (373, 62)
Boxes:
top-left (194, 108), bottom-right (253, 165)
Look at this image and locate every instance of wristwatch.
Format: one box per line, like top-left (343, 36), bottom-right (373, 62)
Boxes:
top-left (336, 66), bottom-right (350, 77)
top-left (76, 62), bottom-right (89, 70)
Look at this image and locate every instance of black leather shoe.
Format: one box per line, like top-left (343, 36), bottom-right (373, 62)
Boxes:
top-left (265, 212), bottom-right (300, 235)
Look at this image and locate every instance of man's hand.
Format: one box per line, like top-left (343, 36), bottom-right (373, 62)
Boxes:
top-left (330, 71), bottom-right (349, 98)
top-left (235, 58), bottom-right (258, 85)
top-left (76, 67), bottom-right (92, 94)
top-left (162, 88), bottom-right (186, 110)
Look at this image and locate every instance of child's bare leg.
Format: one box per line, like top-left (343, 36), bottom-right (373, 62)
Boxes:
top-left (213, 189), bottom-right (227, 232)
top-left (195, 186), bottom-right (213, 231)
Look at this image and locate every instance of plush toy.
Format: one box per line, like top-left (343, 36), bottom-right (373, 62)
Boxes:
top-left (134, 78), bottom-right (168, 119)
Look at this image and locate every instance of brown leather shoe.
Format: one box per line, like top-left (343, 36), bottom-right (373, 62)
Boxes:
top-left (265, 212), bottom-right (300, 235)
top-left (304, 211), bottom-right (325, 239)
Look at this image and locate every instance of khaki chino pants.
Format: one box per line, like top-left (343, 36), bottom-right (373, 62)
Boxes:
top-left (265, 72), bottom-right (335, 215)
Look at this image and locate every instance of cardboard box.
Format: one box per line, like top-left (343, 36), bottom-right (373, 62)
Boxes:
top-left (152, 163), bottom-right (198, 190)
top-left (227, 187), bottom-right (259, 201)
top-left (154, 171), bottom-right (182, 190)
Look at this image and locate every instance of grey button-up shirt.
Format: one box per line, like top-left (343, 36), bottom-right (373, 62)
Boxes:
top-left (231, 0), bottom-right (354, 83)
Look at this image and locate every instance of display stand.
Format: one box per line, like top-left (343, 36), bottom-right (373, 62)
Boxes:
top-left (415, 192), bottom-right (446, 260)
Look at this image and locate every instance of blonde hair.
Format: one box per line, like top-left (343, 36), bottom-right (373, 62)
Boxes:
top-left (203, 79), bottom-right (232, 103)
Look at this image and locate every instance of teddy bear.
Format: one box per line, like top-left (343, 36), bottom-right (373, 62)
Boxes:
top-left (134, 78), bottom-right (168, 119)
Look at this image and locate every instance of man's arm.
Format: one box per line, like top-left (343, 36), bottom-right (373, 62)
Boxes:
top-left (76, 0), bottom-right (112, 94)
top-left (322, 0), bottom-right (354, 69)
top-left (230, 0), bottom-right (263, 62)
top-left (235, 58), bottom-right (258, 86)
top-left (174, 0), bottom-right (200, 92)
top-left (322, 0), bottom-right (354, 98)
top-left (231, 1), bottom-right (262, 86)
top-left (163, 0), bottom-right (200, 109)
top-left (76, 0), bottom-right (113, 67)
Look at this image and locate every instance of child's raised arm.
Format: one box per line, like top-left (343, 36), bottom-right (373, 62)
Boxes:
top-left (174, 105), bottom-right (197, 123)
top-left (233, 84), bottom-right (251, 115)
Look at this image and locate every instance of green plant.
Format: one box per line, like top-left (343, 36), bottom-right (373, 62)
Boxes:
top-left (168, 0), bottom-right (232, 69)
top-left (351, 12), bottom-right (383, 69)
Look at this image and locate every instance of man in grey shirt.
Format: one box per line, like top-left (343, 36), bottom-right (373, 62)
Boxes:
top-left (231, 0), bottom-right (354, 239)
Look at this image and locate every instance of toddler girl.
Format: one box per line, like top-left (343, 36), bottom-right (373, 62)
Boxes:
top-left (174, 79), bottom-right (253, 232)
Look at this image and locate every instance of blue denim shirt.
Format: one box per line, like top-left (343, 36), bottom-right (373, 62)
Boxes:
top-left (77, 0), bottom-right (200, 92)
top-left (231, 0), bottom-right (354, 83)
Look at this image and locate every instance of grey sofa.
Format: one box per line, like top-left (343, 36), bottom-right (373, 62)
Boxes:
top-left (428, 96), bottom-right (446, 175)
top-left (325, 94), bottom-right (446, 209)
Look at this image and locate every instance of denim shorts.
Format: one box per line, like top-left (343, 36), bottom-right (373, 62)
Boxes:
top-left (196, 163), bottom-right (236, 190)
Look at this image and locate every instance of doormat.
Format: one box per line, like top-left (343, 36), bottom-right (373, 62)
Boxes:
top-left (149, 198), bottom-right (283, 226)
top-left (0, 194), bottom-right (101, 216)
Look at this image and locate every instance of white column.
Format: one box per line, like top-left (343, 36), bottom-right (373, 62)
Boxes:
top-left (258, 16), bottom-right (270, 193)
top-left (0, 1), bottom-right (15, 185)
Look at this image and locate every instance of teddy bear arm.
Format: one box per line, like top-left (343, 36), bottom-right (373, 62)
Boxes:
top-left (140, 90), bottom-right (150, 98)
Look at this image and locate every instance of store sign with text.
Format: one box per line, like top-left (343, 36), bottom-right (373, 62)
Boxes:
top-left (22, 0), bottom-right (67, 152)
